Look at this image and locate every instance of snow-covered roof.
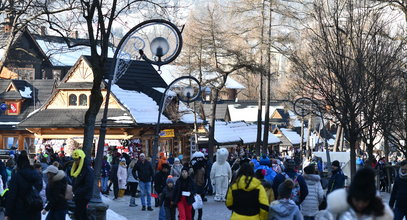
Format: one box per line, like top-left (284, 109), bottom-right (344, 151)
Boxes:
top-left (111, 85), bottom-right (172, 124)
top-left (213, 121), bottom-right (241, 144)
top-left (280, 128), bottom-right (303, 145)
top-left (178, 101), bottom-right (203, 124)
top-left (35, 39), bottom-right (114, 66)
top-left (158, 65), bottom-right (245, 89)
top-left (288, 110), bottom-right (302, 127)
top-left (228, 121), bottom-right (280, 144)
top-left (228, 105), bottom-right (284, 122)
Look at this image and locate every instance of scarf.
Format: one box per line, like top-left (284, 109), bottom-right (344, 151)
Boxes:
top-left (71, 149), bottom-right (85, 178)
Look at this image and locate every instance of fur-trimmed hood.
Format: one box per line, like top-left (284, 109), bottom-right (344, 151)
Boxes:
top-left (53, 170), bottom-right (66, 181)
top-left (326, 189), bottom-right (393, 220)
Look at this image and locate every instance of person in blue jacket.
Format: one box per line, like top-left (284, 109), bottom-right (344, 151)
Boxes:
top-left (272, 159), bottom-right (308, 206)
top-left (327, 160), bottom-right (345, 194)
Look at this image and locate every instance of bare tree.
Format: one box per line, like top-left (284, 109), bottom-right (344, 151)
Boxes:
top-left (289, 0), bottom-right (405, 178)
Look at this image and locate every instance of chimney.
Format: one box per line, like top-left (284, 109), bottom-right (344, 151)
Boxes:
top-left (40, 26), bottom-right (46, 36)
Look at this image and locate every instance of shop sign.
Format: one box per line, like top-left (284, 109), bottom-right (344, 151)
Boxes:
top-left (8, 102), bottom-right (18, 114)
top-left (159, 129), bottom-right (175, 138)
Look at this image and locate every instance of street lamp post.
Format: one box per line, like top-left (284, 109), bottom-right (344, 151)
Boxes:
top-left (91, 19), bottom-right (182, 210)
top-left (152, 76), bottom-right (201, 170)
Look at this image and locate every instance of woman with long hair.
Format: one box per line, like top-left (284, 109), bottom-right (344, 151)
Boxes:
top-left (226, 162), bottom-right (269, 220)
top-left (127, 158), bottom-right (139, 207)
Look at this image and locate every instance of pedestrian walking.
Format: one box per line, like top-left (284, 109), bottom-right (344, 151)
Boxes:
top-left (191, 159), bottom-right (206, 220)
top-left (135, 153), bottom-right (154, 211)
top-left (127, 158), bottom-right (139, 207)
top-left (226, 162), bottom-right (269, 220)
top-left (173, 167), bottom-right (195, 220)
top-left (118, 158), bottom-right (128, 198)
top-left (300, 165), bottom-right (324, 220)
top-left (255, 169), bottom-right (275, 204)
top-left (389, 160), bottom-right (407, 220)
top-left (42, 165), bottom-right (68, 220)
top-left (70, 149), bottom-right (94, 220)
top-left (268, 179), bottom-right (303, 220)
top-left (101, 156), bottom-right (110, 195)
top-left (271, 159), bottom-right (308, 206)
top-left (5, 150), bottom-right (43, 220)
top-left (326, 160), bottom-right (345, 194)
top-left (160, 176), bottom-right (176, 220)
top-left (154, 163), bottom-right (170, 219)
top-left (324, 167), bottom-right (393, 220)
top-left (110, 157), bottom-right (119, 199)
top-left (170, 158), bottom-right (183, 183)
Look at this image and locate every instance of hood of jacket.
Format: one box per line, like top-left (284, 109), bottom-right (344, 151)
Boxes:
top-left (53, 170), bottom-right (66, 181)
top-left (303, 174), bottom-right (321, 185)
top-left (19, 167), bottom-right (40, 182)
top-left (234, 175), bottom-right (262, 191)
top-left (270, 199), bottom-right (298, 217)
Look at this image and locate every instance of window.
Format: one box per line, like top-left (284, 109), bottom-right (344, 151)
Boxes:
top-left (69, 94), bottom-right (77, 106)
top-left (4, 137), bottom-right (18, 149)
top-left (79, 94), bottom-right (87, 106)
top-left (13, 67), bottom-right (35, 80)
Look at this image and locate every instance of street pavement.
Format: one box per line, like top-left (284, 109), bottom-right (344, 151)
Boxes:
top-left (103, 193), bottom-right (232, 220)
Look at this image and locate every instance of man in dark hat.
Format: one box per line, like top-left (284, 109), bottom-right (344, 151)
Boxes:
top-left (271, 159), bottom-right (308, 206)
top-left (327, 160), bottom-right (345, 194)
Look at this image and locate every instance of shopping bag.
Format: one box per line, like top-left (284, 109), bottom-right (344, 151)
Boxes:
top-left (192, 194), bottom-right (203, 210)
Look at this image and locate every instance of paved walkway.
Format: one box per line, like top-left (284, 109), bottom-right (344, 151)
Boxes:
top-left (104, 193), bottom-right (232, 220)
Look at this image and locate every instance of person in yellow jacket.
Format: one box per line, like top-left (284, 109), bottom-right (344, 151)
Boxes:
top-left (226, 162), bottom-right (269, 220)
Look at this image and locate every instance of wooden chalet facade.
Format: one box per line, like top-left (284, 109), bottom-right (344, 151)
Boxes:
top-left (19, 56), bottom-right (196, 157)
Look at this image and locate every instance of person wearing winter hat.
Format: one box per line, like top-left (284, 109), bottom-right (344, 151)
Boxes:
top-left (117, 158), bottom-right (127, 198)
top-left (327, 160), bottom-right (345, 194)
top-left (173, 166), bottom-right (195, 220)
top-left (42, 165), bottom-right (69, 219)
top-left (325, 167), bottom-right (393, 220)
top-left (269, 179), bottom-right (303, 220)
top-left (154, 163), bottom-right (170, 219)
top-left (160, 176), bottom-right (176, 220)
top-left (135, 153), bottom-right (154, 211)
top-left (170, 158), bottom-right (183, 183)
top-left (390, 160), bottom-right (407, 220)
top-left (301, 164), bottom-right (324, 220)
top-left (70, 149), bottom-right (94, 220)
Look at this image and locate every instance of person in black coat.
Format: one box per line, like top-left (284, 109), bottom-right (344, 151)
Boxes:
top-left (160, 177), bottom-right (176, 220)
top-left (70, 149), bottom-right (94, 220)
top-left (154, 163), bottom-right (170, 207)
top-left (327, 160), bottom-right (346, 194)
top-left (135, 153), bottom-right (154, 211)
top-left (0, 160), bottom-right (8, 188)
top-left (110, 157), bottom-right (119, 199)
top-left (5, 150), bottom-right (43, 220)
top-left (173, 167), bottom-right (195, 220)
top-left (43, 165), bottom-right (68, 220)
top-left (390, 160), bottom-right (407, 220)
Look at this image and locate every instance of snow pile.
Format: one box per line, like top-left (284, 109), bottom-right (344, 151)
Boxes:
top-left (108, 115), bottom-right (134, 124)
top-left (111, 85), bottom-right (172, 124)
top-left (19, 86), bottom-right (32, 98)
top-left (178, 102), bottom-right (203, 124)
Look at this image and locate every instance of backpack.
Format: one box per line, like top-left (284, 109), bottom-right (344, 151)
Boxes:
top-left (282, 172), bottom-right (301, 204)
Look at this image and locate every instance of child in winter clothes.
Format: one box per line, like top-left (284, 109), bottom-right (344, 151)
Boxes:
top-left (160, 176), bottom-right (176, 220)
top-left (268, 179), bottom-right (303, 220)
top-left (117, 158), bottom-right (127, 198)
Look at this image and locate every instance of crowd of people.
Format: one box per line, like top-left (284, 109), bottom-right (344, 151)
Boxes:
top-left (0, 144), bottom-right (405, 220)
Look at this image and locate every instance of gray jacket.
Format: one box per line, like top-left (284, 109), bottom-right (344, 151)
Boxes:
top-left (301, 174), bottom-right (324, 217)
top-left (127, 167), bottom-right (138, 183)
top-left (268, 199), bottom-right (303, 220)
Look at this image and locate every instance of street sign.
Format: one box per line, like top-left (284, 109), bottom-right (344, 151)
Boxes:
top-left (0, 103), bottom-right (7, 111)
top-left (159, 129), bottom-right (175, 138)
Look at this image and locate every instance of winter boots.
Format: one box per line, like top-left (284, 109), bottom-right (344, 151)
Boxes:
top-left (129, 197), bottom-right (137, 207)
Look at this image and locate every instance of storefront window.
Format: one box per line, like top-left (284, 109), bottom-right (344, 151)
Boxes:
top-left (69, 94), bottom-right (77, 106)
top-left (79, 94), bottom-right (87, 106)
top-left (3, 137), bottom-right (18, 149)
